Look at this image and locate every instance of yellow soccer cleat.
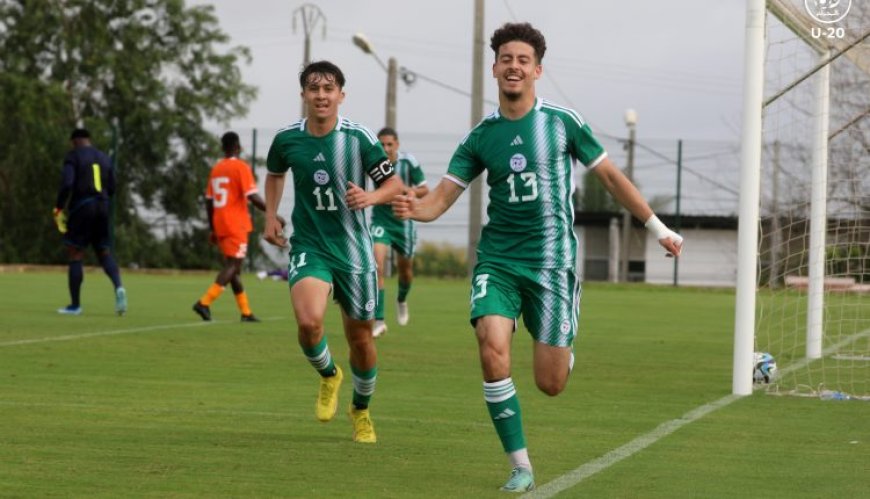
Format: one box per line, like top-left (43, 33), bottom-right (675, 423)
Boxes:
top-left (315, 366), bottom-right (343, 422)
top-left (349, 405), bottom-right (377, 444)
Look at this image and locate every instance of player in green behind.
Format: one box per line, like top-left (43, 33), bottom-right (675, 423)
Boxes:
top-left (263, 61), bottom-right (403, 444)
top-left (370, 127), bottom-right (429, 337)
top-left (393, 23), bottom-right (683, 492)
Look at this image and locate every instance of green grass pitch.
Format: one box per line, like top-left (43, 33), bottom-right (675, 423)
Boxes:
top-left (0, 270), bottom-right (867, 497)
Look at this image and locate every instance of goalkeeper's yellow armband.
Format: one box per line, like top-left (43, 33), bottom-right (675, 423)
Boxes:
top-left (53, 208), bottom-right (68, 234)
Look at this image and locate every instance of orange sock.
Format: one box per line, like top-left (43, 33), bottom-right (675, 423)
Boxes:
top-left (199, 283), bottom-right (224, 306)
top-left (234, 291), bottom-right (252, 316)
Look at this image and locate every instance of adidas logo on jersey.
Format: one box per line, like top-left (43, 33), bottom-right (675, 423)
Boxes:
top-left (492, 408), bottom-right (516, 420)
top-left (313, 152), bottom-right (326, 162)
top-left (510, 135), bottom-right (523, 146)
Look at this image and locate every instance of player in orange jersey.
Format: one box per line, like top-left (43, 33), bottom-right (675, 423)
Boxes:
top-left (193, 132), bottom-right (283, 322)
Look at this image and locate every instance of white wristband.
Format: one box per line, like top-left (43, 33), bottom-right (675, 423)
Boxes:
top-left (644, 215), bottom-right (669, 239)
top-left (645, 214), bottom-right (683, 245)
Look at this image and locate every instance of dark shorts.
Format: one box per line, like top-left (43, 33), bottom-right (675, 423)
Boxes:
top-left (64, 200), bottom-right (111, 251)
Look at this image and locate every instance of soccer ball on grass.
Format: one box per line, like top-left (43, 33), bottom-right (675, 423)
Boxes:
top-left (753, 352), bottom-right (777, 384)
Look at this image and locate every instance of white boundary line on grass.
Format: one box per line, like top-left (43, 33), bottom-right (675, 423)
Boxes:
top-left (528, 327), bottom-right (870, 498)
top-left (0, 317), bottom-right (286, 347)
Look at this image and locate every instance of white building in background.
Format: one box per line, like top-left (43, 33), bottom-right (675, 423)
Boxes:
top-left (574, 213), bottom-right (739, 287)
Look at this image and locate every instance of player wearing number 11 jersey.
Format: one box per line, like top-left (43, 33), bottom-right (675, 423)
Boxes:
top-left (263, 61), bottom-right (403, 444)
top-left (392, 23), bottom-right (684, 492)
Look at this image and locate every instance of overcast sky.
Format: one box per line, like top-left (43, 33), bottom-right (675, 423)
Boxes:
top-left (186, 0), bottom-right (752, 247)
top-left (190, 0), bottom-right (747, 141)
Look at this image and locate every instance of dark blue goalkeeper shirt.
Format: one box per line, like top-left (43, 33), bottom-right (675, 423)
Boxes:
top-left (55, 145), bottom-right (115, 212)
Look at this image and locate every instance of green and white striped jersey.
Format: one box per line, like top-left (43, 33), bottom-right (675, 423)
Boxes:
top-left (267, 117), bottom-right (390, 273)
top-left (371, 151), bottom-right (426, 231)
top-left (447, 98), bottom-right (607, 269)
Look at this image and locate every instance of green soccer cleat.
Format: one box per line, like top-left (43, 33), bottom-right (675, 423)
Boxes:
top-left (115, 287), bottom-right (127, 316)
top-left (349, 405), bottom-right (377, 444)
top-left (315, 366), bottom-right (343, 422)
top-left (500, 467), bottom-right (535, 493)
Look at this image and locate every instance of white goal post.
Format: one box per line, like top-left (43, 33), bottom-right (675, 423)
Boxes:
top-left (733, 0), bottom-right (870, 397)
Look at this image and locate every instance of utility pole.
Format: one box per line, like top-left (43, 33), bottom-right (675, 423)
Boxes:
top-left (620, 109), bottom-right (637, 282)
top-left (386, 57), bottom-right (398, 129)
top-left (467, 0), bottom-right (485, 274)
top-left (292, 3), bottom-right (326, 118)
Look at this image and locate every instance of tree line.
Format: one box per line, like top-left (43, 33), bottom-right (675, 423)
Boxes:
top-left (0, 0), bottom-right (256, 269)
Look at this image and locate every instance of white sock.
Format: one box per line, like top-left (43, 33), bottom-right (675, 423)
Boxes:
top-left (508, 448), bottom-right (532, 471)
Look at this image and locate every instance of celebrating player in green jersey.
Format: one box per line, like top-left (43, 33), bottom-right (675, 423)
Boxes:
top-left (393, 23), bottom-right (683, 492)
top-left (370, 127), bottom-right (429, 338)
top-left (263, 61), bottom-right (403, 444)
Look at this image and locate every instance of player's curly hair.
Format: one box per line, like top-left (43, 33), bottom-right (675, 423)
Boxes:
top-left (299, 60), bottom-right (346, 89)
top-left (490, 22), bottom-right (547, 63)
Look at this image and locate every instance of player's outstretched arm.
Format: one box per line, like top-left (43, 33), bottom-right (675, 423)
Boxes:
top-left (392, 177), bottom-right (463, 223)
top-left (592, 158), bottom-right (683, 257)
top-left (263, 173), bottom-right (287, 247)
top-left (346, 176), bottom-right (403, 210)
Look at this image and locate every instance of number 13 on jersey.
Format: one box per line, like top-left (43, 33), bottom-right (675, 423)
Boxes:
top-left (507, 172), bottom-right (538, 203)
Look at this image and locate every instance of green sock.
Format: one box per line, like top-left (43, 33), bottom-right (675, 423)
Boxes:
top-left (301, 337), bottom-right (336, 377)
top-left (484, 378), bottom-right (526, 452)
top-left (376, 288), bottom-right (385, 320)
top-left (351, 365), bottom-right (377, 409)
top-left (397, 280), bottom-right (411, 303)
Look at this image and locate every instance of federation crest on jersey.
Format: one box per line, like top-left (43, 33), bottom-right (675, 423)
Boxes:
top-left (313, 169), bottom-right (330, 185)
top-left (365, 299), bottom-right (376, 312)
top-left (560, 320), bottom-right (571, 334)
top-left (509, 153), bottom-right (527, 172)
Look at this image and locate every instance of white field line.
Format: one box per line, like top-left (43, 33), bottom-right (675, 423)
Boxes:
top-left (528, 327), bottom-right (870, 498)
top-left (0, 316), bottom-right (286, 347)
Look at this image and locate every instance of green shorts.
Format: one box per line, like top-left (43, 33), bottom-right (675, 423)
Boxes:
top-left (287, 249), bottom-right (378, 321)
top-left (370, 221), bottom-right (416, 257)
top-left (469, 261), bottom-right (581, 347)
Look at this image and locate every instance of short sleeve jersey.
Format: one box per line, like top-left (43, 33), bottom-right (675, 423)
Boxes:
top-left (447, 98), bottom-right (607, 269)
top-left (266, 117), bottom-right (390, 273)
top-left (205, 157), bottom-right (257, 236)
top-left (371, 151), bottom-right (426, 231)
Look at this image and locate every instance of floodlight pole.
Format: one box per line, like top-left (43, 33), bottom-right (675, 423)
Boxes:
top-left (352, 33), bottom-right (398, 129)
top-left (386, 57), bottom-right (398, 129)
top-left (619, 109), bottom-right (637, 282)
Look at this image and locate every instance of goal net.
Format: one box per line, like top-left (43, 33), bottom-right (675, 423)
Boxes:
top-left (754, 0), bottom-right (869, 399)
